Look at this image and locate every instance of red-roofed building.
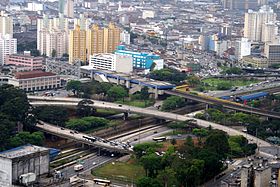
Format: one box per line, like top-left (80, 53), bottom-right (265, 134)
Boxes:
top-left (14, 70), bottom-right (61, 92)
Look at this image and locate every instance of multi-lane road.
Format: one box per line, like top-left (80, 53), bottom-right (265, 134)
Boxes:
top-left (29, 96), bottom-right (271, 147)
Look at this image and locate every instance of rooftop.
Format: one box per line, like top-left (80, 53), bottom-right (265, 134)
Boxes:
top-left (15, 71), bottom-right (56, 79)
top-left (0, 144), bottom-right (49, 159)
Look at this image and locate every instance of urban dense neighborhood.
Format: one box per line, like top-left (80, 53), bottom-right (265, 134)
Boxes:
top-left (1, 0), bottom-right (280, 187)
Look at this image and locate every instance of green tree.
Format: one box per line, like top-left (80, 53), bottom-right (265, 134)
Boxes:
top-left (107, 85), bottom-right (128, 101)
top-left (77, 99), bottom-right (96, 117)
top-left (187, 75), bottom-right (201, 87)
top-left (34, 106), bottom-right (69, 126)
top-left (0, 113), bottom-right (17, 150)
top-left (9, 131), bottom-right (44, 148)
top-left (171, 138), bottom-right (177, 145)
top-left (51, 49), bottom-right (57, 57)
top-left (192, 128), bottom-right (208, 143)
top-left (217, 82), bottom-right (232, 90)
top-left (161, 96), bottom-right (185, 111)
top-left (136, 177), bottom-right (162, 187)
top-left (156, 167), bottom-right (178, 187)
top-left (66, 80), bottom-right (81, 95)
top-left (205, 130), bottom-right (230, 159)
top-left (139, 86), bottom-right (150, 100)
top-left (140, 154), bottom-right (162, 177)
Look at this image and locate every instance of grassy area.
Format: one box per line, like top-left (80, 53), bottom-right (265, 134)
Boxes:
top-left (201, 78), bottom-right (260, 91)
top-left (84, 120), bottom-right (123, 134)
top-left (92, 161), bottom-right (145, 183)
top-left (116, 99), bottom-right (155, 108)
top-left (162, 129), bottom-right (188, 136)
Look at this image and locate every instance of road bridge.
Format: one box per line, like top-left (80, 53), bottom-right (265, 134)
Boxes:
top-left (36, 121), bottom-right (131, 154)
top-left (28, 96), bottom-right (271, 147)
top-left (165, 90), bottom-right (280, 119)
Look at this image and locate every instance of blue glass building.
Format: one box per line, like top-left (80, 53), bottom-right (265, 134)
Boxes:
top-left (115, 46), bottom-right (162, 69)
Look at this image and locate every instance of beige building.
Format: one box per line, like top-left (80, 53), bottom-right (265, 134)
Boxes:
top-left (262, 22), bottom-right (278, 43)
top-left (37, 14), bottom-right (69, 57)
top-left (87, 23), bottom-right (121, 59)
top-left (0, 11), bottom-right (13, 35)
top-left (69, 25), bottom-right (87, 64)
top-left (244, 6), bottom-right (277, 42)
top-left (242, 55), bottom-right (269, 68)
top-left (264, 42), bottom-right (280, 65)
top-left (64, 0), bottom-right (74, 18)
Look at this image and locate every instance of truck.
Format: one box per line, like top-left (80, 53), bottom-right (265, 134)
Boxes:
top-left (74, 164), bottom-right (84, 171)
top-left (19, 173), bottom-right (36, 186)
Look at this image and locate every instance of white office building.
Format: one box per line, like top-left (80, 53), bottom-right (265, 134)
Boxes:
top-left (235, 38), bottom-right (251, 60)
top-left (0, 34), bottom-right (17, 65)
top-left (89, 53), bottom-right (133, 73)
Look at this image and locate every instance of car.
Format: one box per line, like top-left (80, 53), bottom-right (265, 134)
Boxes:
top-left (118, 104), bottom-right (122, 107)
top-left (177, 134), bottom-right (182, 137)
top-left (70, 131), bottom-right (74, 134)
top-left (92, 162), bottom-right (96, 165)
top-left (153, 131), bottom-right (158, 134)
top-left (134, 138), bottom-right (138, 141)
top-left (61, 127), bottom-right (65, 130)
top-left (74, 130), bottom-right (79, 134)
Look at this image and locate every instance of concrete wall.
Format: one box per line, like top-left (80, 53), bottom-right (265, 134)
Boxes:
top-left (0, 157), bottom-right (12, 186)
top-left (11, 151), bottom-right (49, 183)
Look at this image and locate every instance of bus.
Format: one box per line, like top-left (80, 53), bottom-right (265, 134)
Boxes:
top-left (153, 137), bottom-right (167, 142)
top-left (93, 178), bottom-right (111, 186)
top-left (175, 84), bottom-right (189, 91)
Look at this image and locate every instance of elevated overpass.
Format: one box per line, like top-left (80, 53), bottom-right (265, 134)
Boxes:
top-left (165, 90), bottom-right (280, 119)
top-left (28, 96), bottom-right (271, 147)
top-left (36, 121), bottom-right (131, 154)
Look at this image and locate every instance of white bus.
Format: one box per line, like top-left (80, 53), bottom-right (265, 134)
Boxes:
top-left (152, 137), bottom-right (167, 142)
top-left (93, 178), bottom-right (111, 186)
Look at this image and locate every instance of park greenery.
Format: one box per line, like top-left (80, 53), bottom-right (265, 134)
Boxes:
top-left (0, 85), bottom-right (43, 151)
top-left (34, 106), bottom-right (69, 126)
top-left (95, 129), bottom-right (249, 187)
top-left (222, 67), bottom-right (244, 75)
top-left (133, 129), bottom-right (238, 187)
top-left (195, 108), bottom-right (280, 143)
top-left (161, 96), bottom-right (186, 111)
top-left (149, 68), bottom-right (187, 85)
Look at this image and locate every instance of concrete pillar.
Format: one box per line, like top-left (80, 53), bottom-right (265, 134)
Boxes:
top-left (125, 80), bottom-right (130, 89)
top-left (205, 104), bottom-right (209, 110)
top-left (117, 76), bottom-right (120, 85)
top-left (123, 112), bottom-right (128, 120)
top-left (154, 87), bottom-right (158, 99)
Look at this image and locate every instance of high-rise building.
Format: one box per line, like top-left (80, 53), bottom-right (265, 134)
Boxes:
top-left (264, 43), bottom-right (280, 65)
top-left (64, 0), bottom-right (74, 18)
top-left (244, 6), bottom-right (277, 42)
top-left (262, 22), bottom-right (278, 43)
top-left (87, 24), bottom-right (105, 56)
top-left (0, 34), bottom-right (17, 65)
top-left (0, 11), bottom-right (13, 36)
top-left (69, 25), bottom-right (87, 64)
top-left (105, 23), bottom-right (121, 53)
top-left (46, 29), bottom-right (67, 57)
top-left (235, 38), bottom-right (251, 60)
top-left (74, 14), bottom-right (90, 30)
top-left (87, 23), bottom-right (121, 57)
top-left (58, 0), bottom-right (65, 14)
top-left (37, 14), bottom-right (69, 57)
top-left (120, 30), bottom-right (130, 45)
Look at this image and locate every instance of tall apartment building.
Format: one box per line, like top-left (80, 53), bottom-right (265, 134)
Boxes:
top-left (0, 34), bottom-right (17, 65)
top-left (69, 25), bottom-right (87, 64)
top-left (262, 22), bottom-right (278, 43)
top-left (87, 23), bottom-right (121, 57)
top-left (88, 24), bottom-right (105, 55)
top-left (74, 14), bottom-right (90, 30)
top-left (58, 0), bottom-right (65, 14)
top-left (104, 23), bottom-right (121, 53)
top-left (37, 14), bottom-right (69, 57)
top-left (244, 6), bottom-right (277, 42)
top-left (64, 0), bottom-right (74, 18)
top-left (0, 11), bottom-right (13, 35)
top-left (120, 30), bottom-right (130, 45)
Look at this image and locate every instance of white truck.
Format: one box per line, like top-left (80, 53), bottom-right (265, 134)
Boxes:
top-left (19, 173), bottom-right (36, 186)
top-left (74, 164), bottom-right (84, 171)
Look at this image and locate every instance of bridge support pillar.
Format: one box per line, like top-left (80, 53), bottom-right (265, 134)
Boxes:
top-left (117, 76), bottom-right (120, 85)
top-left (123, 112), bottom-right (128, 120)
top-left (205, 104), bottom-right (209, 110)
top-left (125, 80), bottom-right (130, 89)
top-left (154, 87), bottom-right (159, 99)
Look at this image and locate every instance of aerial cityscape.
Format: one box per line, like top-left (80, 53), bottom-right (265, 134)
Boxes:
top-left (1, 0), bottom-right (280, 186)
